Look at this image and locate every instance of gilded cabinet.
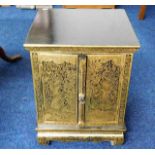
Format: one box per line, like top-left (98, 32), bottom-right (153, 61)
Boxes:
top-left (24, 9), bottom-right (140, 145)
top-left (30, 50), bottom-right (134, 145)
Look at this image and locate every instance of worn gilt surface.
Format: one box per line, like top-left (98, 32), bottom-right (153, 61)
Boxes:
top-left (31, 53), bottom-right (44, 123)
top-left (78, 55), bottom-right (87, 126)
top-left (27, 47), bottom-right (137, 55)
top-left (118, 54), bottom-right (133, 124)
top-left (85, 55), bottom-right (124, 125)
top-left (32, 53), bottom-right (78, 124)
top-left (30, 48), bottom-right (137, 145)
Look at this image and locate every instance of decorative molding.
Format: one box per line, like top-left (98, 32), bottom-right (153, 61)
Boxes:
top-left (37, 131), bottom-right (124, 145)
top-left (26, 47), bottom-right (138, 54)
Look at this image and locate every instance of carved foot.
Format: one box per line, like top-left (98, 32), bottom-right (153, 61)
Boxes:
top-left (111, 137), bottom-right (124, 146)
top-left (0, 46), bottom-right (22, 63)
top-left (37, 138), bottom-right (50, 145)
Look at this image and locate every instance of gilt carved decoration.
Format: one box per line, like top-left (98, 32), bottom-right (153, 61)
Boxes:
top-left (41, 60), bottom-right (77, 124)
top-left (31, 53), bottom-right (44, 123)
top-left (86, 55), bottom-right (123, 125)
top-left (30, 52), bottom-right (134, 145)
top-left (87, 60), bottom-right (120, 111)
top-left (118, 54), bottom-right (133, 124)
top-left (31, 53), bottom-right (78, 124)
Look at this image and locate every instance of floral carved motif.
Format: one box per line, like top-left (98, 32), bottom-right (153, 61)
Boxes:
top-left (85, 56), bottom-right (123, 125)
top-left (87, 59), bottom-right (121, 111)
top-left (40, 60), bottom-right (77, 124)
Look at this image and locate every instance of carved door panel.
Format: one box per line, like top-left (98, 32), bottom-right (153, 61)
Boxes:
top-left (85, 54), bottom-right (125, 126)
top-left (38, 53), bottom-right (78, 125)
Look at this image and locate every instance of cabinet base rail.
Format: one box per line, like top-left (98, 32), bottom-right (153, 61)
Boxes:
top-left (37, 130), bottom-right (125, 145)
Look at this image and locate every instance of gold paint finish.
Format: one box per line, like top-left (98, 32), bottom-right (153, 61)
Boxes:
top-left (31, 53), bottom-right (78, 125)
top-left (25, 9), bottom-right (140, 145)
top-left (29, 50), bottom-right (135, 145)
top-left (85, 54), bottom-right (125, 126)
top-left (78, 55), bottom-right (87, 126)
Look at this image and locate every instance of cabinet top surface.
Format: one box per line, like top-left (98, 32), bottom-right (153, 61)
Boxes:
top-left (24, 9), bottom-right (140, 48)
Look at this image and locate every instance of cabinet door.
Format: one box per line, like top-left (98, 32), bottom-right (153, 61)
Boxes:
top-left (31, 53), bottom-right (78, 125)
top-left (85, 54), bottom-right (125, 126)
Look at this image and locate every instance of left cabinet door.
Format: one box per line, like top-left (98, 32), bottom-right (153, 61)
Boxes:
top-left (31, 52), bottom-right (78, 125)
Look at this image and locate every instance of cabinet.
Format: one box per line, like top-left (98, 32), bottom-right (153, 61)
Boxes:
top-left (24, 9), bottom-right (140, 145)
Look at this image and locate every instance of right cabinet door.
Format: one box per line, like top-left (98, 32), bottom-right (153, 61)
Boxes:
top-left (85, 54), bottom-right (126, 126)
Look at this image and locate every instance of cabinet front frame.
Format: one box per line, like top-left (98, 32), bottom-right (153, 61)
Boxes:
top-left (30, 48), bottom-right (135, 128)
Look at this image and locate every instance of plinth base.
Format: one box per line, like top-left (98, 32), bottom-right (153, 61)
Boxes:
top-left (36, 124), bottom-right (126, 146)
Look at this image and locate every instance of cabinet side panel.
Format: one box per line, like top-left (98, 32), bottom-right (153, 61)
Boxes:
top-left (38, 53), bottom-right (78, 125)
top-left (118, 54), bottom-right (133, 124)
top-left (85, 54), bottom-right (124, 126)
top-left (31, 52), bottom-right (44, 123)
